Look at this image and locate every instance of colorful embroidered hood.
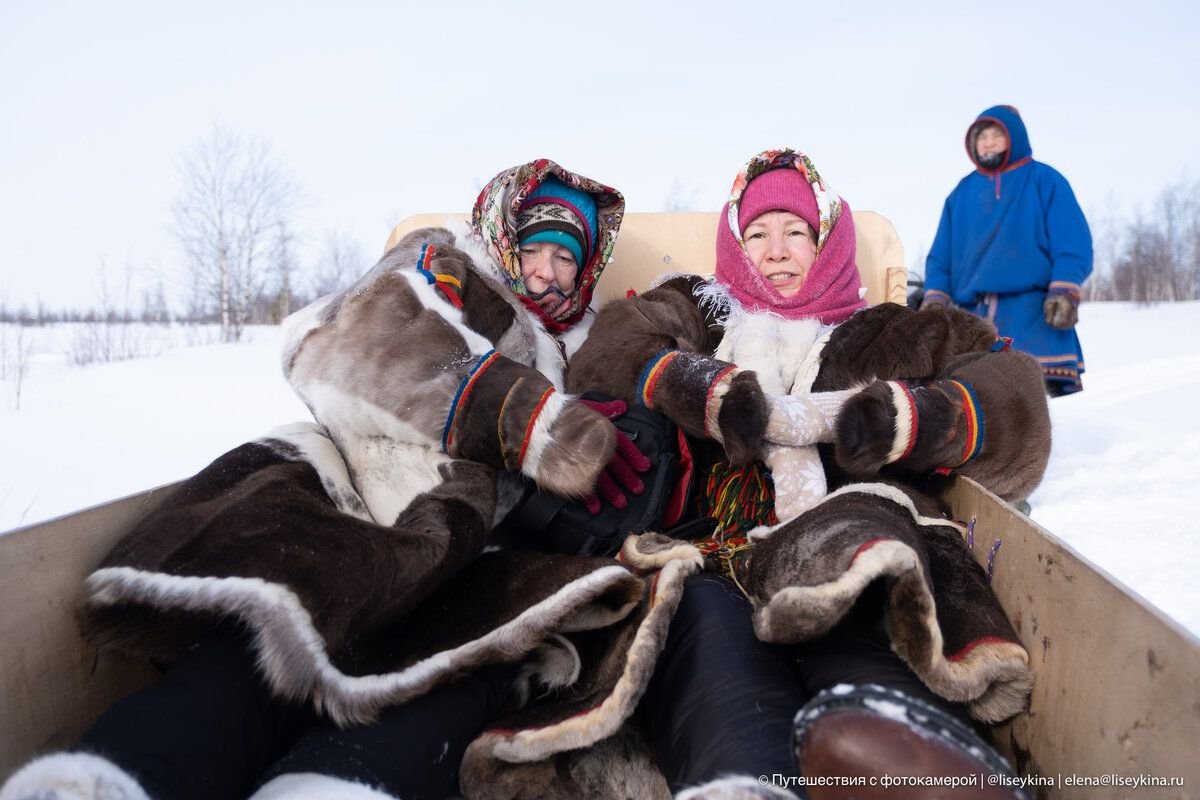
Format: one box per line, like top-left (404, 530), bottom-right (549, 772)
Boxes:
top-left (714, 149), bottom-right (865, 325)
top-left (471, 159), bottom-right (624, 333)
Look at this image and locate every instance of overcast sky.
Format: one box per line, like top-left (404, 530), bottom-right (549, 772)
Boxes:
top-left (2, 0), bottom-right (1198, 311)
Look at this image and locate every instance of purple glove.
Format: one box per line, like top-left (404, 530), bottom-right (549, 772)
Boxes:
top-left (577, 398), bottom-right (653, 515)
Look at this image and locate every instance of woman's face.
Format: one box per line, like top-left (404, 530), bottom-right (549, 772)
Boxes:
top-left (742, 211), bottom-right (817, 298)
top-left (519, 241), bottom-right (577, 316)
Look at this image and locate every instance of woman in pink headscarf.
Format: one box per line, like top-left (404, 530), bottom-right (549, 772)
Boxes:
top-left (568, 149), bottom-right (1050, 797)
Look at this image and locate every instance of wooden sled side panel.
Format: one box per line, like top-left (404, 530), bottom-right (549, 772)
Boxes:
top-left (947, 476), bottom-right (1200, 797)
top-left (0, 488), bottom-right (174, 777)
top-left (5, 476), bottom-right (1200, 791)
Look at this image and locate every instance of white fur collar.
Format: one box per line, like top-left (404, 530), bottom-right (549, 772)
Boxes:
top-left (708, 283), bottom-right (834, 396)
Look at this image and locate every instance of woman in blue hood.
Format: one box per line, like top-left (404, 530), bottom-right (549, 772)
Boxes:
top-left (923, 105), bottom-right (1092, 395)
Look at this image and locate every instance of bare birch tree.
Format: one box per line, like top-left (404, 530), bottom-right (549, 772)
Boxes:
top-left (172, 125), bottom-right (298, 341)
top-left (1105, 178), bottom-right (1200, 304)
top-left (311, 228), bottom-right (368, 298)
top-left (271, 222), bottom-right (299, 323)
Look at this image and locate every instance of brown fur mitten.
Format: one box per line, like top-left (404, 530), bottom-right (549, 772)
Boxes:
top-left (834, 348), bottom-right (1050, 501)
top-left (714, 370), bottom-right (768, 465)
top-left (638, 350), bottom-right (767, 465)
top-left (834, 379), bottom-right (970, 479)
top-left (446, 354), bottom-right (616, 497)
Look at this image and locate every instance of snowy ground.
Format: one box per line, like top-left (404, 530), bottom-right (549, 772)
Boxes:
top-left (1025, 302), bottom-right (1200, 637)
top-left (2, 304), bottom-right (1199, 637)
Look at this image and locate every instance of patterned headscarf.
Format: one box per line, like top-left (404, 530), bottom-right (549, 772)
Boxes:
top-left (715, 149), bottom-right (865, 325)
top-left (471, 159), bottom-right (624, 333)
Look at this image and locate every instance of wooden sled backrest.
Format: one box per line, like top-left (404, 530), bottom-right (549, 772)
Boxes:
top-left (383, 211), bottom-right (908, 307)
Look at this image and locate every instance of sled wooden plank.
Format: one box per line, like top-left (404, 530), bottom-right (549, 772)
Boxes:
top-left (948, 476), bottom-right (1200, 798)
top-left (0, 487), bottom-right (174, 777)
top-left (384, 211), bottom-right (906, 307)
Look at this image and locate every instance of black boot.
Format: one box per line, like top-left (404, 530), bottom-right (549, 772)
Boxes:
top-left (792, 684), bottom-right (1030, 800)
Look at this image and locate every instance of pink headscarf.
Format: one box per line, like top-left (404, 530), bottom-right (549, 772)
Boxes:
top-left (714, 149), bottom-right (865, 324)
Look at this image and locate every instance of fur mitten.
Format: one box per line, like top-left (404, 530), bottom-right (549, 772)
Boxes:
top-left (637, 350), bottom-right (767, 465)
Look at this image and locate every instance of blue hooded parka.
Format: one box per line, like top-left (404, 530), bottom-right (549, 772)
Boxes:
top-left (924, 105), bottom-right (1092, 393)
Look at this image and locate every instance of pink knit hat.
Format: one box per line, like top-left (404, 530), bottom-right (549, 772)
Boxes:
top-left (737, 167), bottom-right (820, 234)
top-left (715, 149), bottom-right (866, 325)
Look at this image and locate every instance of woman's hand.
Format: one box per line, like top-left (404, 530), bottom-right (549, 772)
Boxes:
top-left (576, 398), bottom-right (652, 514)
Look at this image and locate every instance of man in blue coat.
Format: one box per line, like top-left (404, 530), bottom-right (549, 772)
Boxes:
top-left (923, 104), bottom-right (1092, 396)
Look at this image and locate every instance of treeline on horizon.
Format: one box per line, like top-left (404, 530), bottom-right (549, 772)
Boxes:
top-left (1082, 175), bottom-right (1200, 303)
top-left (2, 128), bottom-right (1198, 329)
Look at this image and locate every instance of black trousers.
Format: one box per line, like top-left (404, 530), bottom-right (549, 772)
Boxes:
top-left (639, 573), bottom-right (967, 792)
top-left (79, 633), bottom-right (513, 800)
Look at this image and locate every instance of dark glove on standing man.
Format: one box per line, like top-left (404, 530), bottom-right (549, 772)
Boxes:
top-left (1043, 289), bottom-right (1080, 329)
top-left (918, 289), bottom-right (952, 311)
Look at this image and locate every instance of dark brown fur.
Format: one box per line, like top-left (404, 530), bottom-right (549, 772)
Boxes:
top-left (813, 303), bottom-right (999, 391)
top-left (80, 440), bottom-right (648, 726)
top-left (566, 284), bottom-right (711, 401)
top-left (81, 442), bottom-right (495, 670)
top-left (945, 349), bottom-right (1051, 501)
top-left (818, 303), bottom-right (1050, 500)
top-left (744, 487), bottom-right (1031, 721)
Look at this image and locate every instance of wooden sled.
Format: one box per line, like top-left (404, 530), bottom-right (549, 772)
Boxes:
top-left (2, 212), bottom-right (1197, 797)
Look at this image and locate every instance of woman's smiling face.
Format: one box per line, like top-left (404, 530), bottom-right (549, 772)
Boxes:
top-left (742, 210), bottom-right (817, 298)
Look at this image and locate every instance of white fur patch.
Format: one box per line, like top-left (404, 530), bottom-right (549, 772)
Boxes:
top-left (398, 270), bottom-right (494, 354)
top-left (338, 435), bottom-right (449, 527)
top-left (519, 389), bottom-right (569, 482)
top-left (285, 381), bottom-right (450, 525)
top-left (558, 309), bottom-right (596, 362)
top-left (0, 752), bottom-right (150, 800)
top-left (715, 310), bottom-right (823, 397)
top-left (85, 563), bottom-right (638, 728)
top-left (692, 278), bottom-right (736, 325)
top-left (249, 773), bottom-right (397, 800)
top-left (514, 633), bottom-right (582, 705)
top-left (702, 370), bottom-right (737, 442)
top-left (262, 422), bottom-right (374, 522)
top-left (532, 328), bottom-right (567, 389)
top-left (296, 377), bottom-right (443, 450)
top-left (792, 326), bottom-right (834, 395)
top-left (280, 295), bottom-right (334, 377)
top-left (885, 381), bottom-right (917, 464)
top-left (619, 534), bottom-right (704, 571)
